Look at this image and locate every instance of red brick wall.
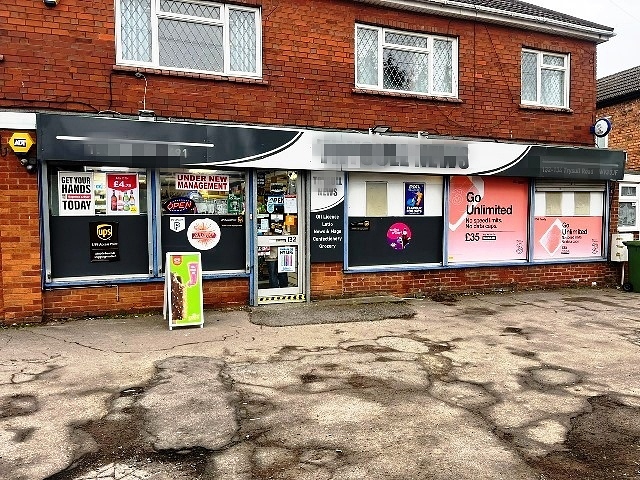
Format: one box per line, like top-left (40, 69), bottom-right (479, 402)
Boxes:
top-left (0, 131), bottom-right (42, 323)
top-left (312, 262), bottom-right (618, 298)
top-left (42, 278), bottom-right (248, 321)
top-left (598, 97), bottom-right (640, 171)
top-left (0, 0), bottom-right (597, 145)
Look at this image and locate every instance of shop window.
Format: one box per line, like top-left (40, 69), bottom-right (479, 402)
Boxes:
top-left (159, 169), bottom-right (247, 273)
top-left (619, 183), bottom-right (639, 231)
top-left (45, 165), bottom-right (150, 281)
top-left (533, 184), bottom-right (605, 260)
top-left (347, 173), bottom-right (443, 267)
top-left (117, 0), bottom-right (261, 77)
top-left (521, 49), bottom-right (569, 108)
top-left (447, 176), bottom-right (529, 264)
top-left (356, 24), bottom-right (457, 97)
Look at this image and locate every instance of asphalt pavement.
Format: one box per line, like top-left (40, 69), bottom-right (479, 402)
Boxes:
top-left (0, 287), bottom-right (639, 480)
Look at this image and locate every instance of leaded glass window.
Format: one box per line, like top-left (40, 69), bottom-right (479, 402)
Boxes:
top-left (118, 0), bottom-right (261, 77)
top-left (356, 25), bottom-right (457, 97)
top-left (521, 49), bottom-right (569, 108)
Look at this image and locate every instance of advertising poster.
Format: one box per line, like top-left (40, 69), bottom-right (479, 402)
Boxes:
top-left (387, 222), bottom-right (412, 250)
top-left (107, 173), bottom-right (139, 215)
top-left (175, 173), bottom-right (229, 191)
top-left (58, 172), bottom-right (95, 216)
top-left (405, 183), bottom-right (425, 216)
top-left (187, 218), bottom-right (221, 250)
top-left (278, 246), bottom-right (296, 273)
top-left (310, 172), bottom-right (345, 262)
top-left (534, 216), bottom-right (602, 259)
top-left (164, 252), bottom-right (204, 329)
top-left (89, 222), bottom-right (119, 262)
top-left (448, 176), bottom-right (528, 263)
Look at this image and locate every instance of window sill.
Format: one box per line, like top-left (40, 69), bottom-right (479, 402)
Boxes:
top-left (353, 88), bottom-right (462, 103)
top-left (520, 104), bottom-right (573, 114)
top-left (113, 65), bottom-right (268, 85)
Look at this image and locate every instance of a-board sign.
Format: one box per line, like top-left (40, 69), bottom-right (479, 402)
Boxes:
top-left (163, 252), bottom-right (204, 330)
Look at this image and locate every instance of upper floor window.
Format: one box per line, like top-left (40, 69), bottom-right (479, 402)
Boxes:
top-left (355, 25), bottom-right (458, 97)
top-left (117, 0), bottom-right (261, 77)
top-left (521, 49), bottom-right (569, 108)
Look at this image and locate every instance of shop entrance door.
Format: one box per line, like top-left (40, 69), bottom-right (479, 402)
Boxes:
top-left (256, 170), bottom-right (305, 303)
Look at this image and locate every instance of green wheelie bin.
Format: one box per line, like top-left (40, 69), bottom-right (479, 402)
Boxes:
top-left (623, 240), bottom-right (640, 292)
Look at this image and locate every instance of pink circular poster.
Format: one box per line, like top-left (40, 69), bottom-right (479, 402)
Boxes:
top-left (387, 222), bottom-right (411, 250)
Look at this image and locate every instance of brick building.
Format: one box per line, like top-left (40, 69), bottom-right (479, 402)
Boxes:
top-left (0, 0), bottom-right (626, 323)
top-left (597, 66), bottom-right (640, 233)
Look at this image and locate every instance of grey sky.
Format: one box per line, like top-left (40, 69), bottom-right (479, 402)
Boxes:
top-left (525, 0), bottom-right (640, 78)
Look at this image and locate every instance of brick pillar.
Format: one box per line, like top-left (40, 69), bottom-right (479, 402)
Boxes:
top-left (0, 131), bottom-right (43, 324)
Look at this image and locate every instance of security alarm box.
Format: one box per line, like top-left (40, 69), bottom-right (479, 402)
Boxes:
top-left (611, 233), bottom-right (635, 262)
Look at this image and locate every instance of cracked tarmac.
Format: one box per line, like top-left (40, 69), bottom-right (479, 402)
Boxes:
top-left (0, 288), bottom-right (639, 479)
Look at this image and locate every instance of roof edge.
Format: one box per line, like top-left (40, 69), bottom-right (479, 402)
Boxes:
top-left (356, 0), bottom-right (615, 44)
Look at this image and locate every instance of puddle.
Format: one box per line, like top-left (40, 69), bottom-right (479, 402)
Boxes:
top-left (300, 373), bottom-right (322, 384)
top-left (462, 307), bottom-right (497, 316)
top-left (344, 344), bottom-right (398, 353)
top-left (528, 395), bottom-right (640, 479)
top-left (563, 297), bottom-right (621, 308)
top-left (0, 394), bottom-right (38, 418)
top-left (502, 327), bottom-right (524, 335)
top-left (119, 387), bottom-right (144, 397)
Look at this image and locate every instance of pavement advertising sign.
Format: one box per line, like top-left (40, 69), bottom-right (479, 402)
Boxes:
top-left (164, 252), bottom-right (204, 330)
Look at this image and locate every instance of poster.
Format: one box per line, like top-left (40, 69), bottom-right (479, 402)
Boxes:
top-left (448, 176), bottom-right (528, 263)
top-left (89, 222), bottom-right (119, 262)
top-left (534, 216), bottom-right (603, 259)
top-left (278, 246), bottom-right (296, 273)
top-left (164, 252), bottom-right (204, 329)
top-left (284, 195), bottom-right (298, 214)
top-left (107, 173), bottom-right (139, 215)
top-left (405, 183), bottom-right (425, 215)
top-left (310, 172), bottom-right (345, 262)
top-left (387, 222), bottom-right (412, 250)
top-left (58, 172), bottom-right (95, 216)
top-left (175, 173), bottom-right (229, 191)
top-left (187, 218), bottom-right (221, 250)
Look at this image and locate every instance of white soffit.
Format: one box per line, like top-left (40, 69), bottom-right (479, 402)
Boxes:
top-left (0, 112), bottom-right (37, 129)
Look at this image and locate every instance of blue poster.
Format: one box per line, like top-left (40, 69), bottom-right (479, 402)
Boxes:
top-left (405, 183), bottom-right (425, 216)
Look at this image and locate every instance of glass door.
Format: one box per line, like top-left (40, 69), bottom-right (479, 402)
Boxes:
top-left (256, 170), bottom-right (304, 302)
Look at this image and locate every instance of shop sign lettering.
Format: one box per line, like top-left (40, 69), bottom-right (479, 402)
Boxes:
top-left (175, 174), bottom-right (229, 191)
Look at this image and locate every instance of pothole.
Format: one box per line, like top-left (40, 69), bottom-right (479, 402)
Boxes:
top-left (46, 404), bottom-right (211, 480)
top-left (527, 395), bottom-right (640, 479)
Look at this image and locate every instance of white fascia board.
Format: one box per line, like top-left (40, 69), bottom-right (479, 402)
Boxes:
top-left (356, 0), bottom-right (615, 44)
top-left (0, 112), bottom-right (37, 129)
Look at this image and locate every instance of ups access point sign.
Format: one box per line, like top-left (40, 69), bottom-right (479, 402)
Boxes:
top-left (9, 132), bottom-right (34, 154)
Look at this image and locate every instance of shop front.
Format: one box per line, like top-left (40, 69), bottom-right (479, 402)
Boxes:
top-left (36, 113), bottom-right (626, 312)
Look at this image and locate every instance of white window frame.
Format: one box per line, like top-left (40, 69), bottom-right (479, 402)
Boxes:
top-left (618, 182), bottom-right (640, 232)
top-left (115, 0), bottom-right (262, 78)
top-left (521, 49), bottom-right (570, 108)
top-left (355, 24), bottom-right (458, 98)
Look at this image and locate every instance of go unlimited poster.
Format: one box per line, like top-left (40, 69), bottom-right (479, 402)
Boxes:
top-left (448, 176), bottom-right (528, 263)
